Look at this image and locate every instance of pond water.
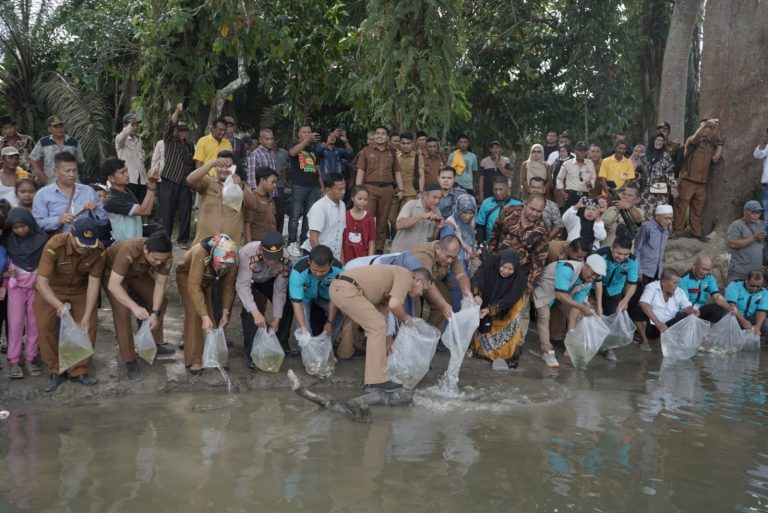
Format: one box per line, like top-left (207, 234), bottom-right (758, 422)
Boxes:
top-left (1, 351), bottom-right (768, 513)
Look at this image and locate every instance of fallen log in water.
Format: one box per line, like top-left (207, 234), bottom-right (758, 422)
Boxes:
top-left (287, 370), bottom-right (412, 422)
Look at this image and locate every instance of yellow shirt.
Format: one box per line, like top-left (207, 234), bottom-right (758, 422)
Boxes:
top-left (193, 134), bottom-right (233, 165)
top-left (597, 154), bottom-right (634, 189)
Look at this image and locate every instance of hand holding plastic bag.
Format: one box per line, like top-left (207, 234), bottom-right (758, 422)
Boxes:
top-left (565, 315), bottom-right (610, 369)
top-left (251, 329), bottom-right (285, 372)
top-left (702, 314), bottom-right (744, 353)
top-left (58, 304), bottom-right (94, 373)
top-left (742, 329), bottom-right (761, 351)
top-left (600, 310), bottom-right (636, 350)
top-left (387, 319), bottom-right (440, 389)
top-left (134, 321), bottom-right (157, 364)
top-left (661, 315), bottom-right (709, 360)
top-left (222, 173), bottom-right (244, 213)
top-left (296, 328), bottom-right (334, 378)
top-left (202, 328), bottom-right (229, 368)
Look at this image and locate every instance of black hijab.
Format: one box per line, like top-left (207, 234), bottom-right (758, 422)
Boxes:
top-left (645, 132), bottom-right (666, 166)
top-left (576, 205), bottom-right (596, 247)
top-left (2, 207), bottom-right (48, 271)
top-left (473, 248), bottom-right (527, 313)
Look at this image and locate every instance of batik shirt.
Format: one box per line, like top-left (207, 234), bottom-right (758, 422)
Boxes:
top-left (488, 205), bottom-right (550, 288)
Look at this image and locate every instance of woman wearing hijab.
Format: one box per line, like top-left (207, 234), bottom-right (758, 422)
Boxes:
top-left (469, 248), bottom-right (528, 368)
top-left (551, 144), bottom-right (574, 197)
top-left (629, 144), bottom-right (646, 170)
top-left (3, 208), bottom-right (47, 378)
top-left (520, 144), bottom-right (552, 197)
top-left (440, 194), bottom-right (478, 310)
top-left (635, 132), bottom-right (676, 220)
top-left (562, 196), bottom-right (606, 250)
top-left (176, 233), bottom-right (239, 374)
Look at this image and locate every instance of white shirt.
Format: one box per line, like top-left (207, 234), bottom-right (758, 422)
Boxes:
top-left (115, 125), bottom-right (147, 185)
top-left (301, 194), bottom-right (346, 260)
top-left (561, 206), bottom-right (606, 249)
top-left (547, 150), bottom-right (575, 167)
top-left (754, 145), bottom-right (768, 183)
top-left (151, 140), bottom-right (165, 176)
top-left (639, 281), bottom-right (692, 325)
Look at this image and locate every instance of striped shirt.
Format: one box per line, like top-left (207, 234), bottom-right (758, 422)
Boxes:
top-left (246, 145), bottom-right (275, 189)
top-left (161, 121), bottom-right (195, 185)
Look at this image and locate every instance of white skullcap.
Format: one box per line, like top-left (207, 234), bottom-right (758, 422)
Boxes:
top-left (655, 204), bottom-right (673, 215)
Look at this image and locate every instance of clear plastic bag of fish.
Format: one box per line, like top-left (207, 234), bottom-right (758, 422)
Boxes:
top-left (600, 310), bottom-right (636, 350)
top-left (221, 173), bottom-right (243, 213)
top-left (701, 314), bottom-right (744, 353)
top-left (387, 318), bottom-right (440, 389)
top-left (661, 315), bottom-right (709, 360)
top-left (564, 314), bottom-right (610, 369)
top-left (134, 321), bottom-right (157, 364)
top-left (250, 329), bottom-right (285, 373)
top-left (202, 328), bottom-right (229, 369)
top-left (742, 329), bottom-right (761, 351)
top-left (296, 328), bottom-right (334, 378)
top-left (442, 300), bottom-right (481, 357)
top-left (58, 305), bottom-right (94, 373)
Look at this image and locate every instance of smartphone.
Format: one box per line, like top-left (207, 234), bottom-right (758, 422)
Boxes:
top-left (338, 123), bottom-right (346, 131)
top-left (606, 180), bottom-right (617, 189)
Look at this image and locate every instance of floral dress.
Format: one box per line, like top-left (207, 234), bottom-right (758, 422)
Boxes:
top-left (635, 152), bottom-right (675, 221)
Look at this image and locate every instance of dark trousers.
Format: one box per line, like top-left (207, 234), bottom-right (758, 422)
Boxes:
top-left (158, 180), bottom-right (193, 243)
top-left (629, 276), bottom-right (654, 322)
top-left (275, 187), bottom-right (287, 234)
top-left (601, 294), bottom-right (622, 316)
top-left (127, 183), bottom-right (147, 205)
top-left (240, 278), bottom-right (294, 356)
top-left (646, 312), bottom-right (687, 338)
top-left (289, 185), bottom-right (321, 244)
top-left (699, 303), bottom-right (728, 323)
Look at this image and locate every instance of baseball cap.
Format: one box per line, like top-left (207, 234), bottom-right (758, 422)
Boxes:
top-left (260, 230), bottom-right (285, 260)
top-left (47, 115), bottom-right (63, 126)
top-left (585, 254), bottom-right (607, 277)
top-left (488, 140), bottom-right (501, 147)
top-left (71, 217), bottom-right (100, 248)
top-left (175, 121), bottom-right (189, 130)
top-left (223, 116), bottom-right (236, 125)
top-left (574, 141), bottom-right (588, 150)
top-left (122, 113), bottom-right (136, 124)
top-left (744, 200), bottom-right (764, 212)
top-left (657, 122), bottom-right (671, 131)
top-left (1, 147), bottom-right (20, 157)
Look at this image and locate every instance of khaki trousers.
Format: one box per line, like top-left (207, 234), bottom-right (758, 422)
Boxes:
top-left (103, 275), bottom-right (167, 363)
top-left (673, 179), bottom-right (707, 236)
top-left (329, 280), bottom-right (389, 384)
top-left (176, 269), bottom-right (215, 367)
top-left (34, 291), bottom-right (98, 376)
top-left (365, 184), bottom-right (394, 251)
top-left (535, 302), bottom-right (571, 353)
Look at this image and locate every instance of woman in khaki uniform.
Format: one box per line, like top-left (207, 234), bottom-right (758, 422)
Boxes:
top-left (176, 233), bottom-right (238, 373)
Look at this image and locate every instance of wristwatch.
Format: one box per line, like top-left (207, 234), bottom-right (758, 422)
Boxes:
top-left (151, 309), bottom-right (162, 316)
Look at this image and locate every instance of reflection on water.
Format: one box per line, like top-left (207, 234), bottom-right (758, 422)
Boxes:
top-left (1, 351), bottom-right (768, 512)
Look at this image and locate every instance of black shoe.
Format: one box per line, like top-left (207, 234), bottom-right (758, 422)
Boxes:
top-left (283, 348), bottom-right (300, 357)
top-left (126, 361), bottom-right (142, 382)
top-left (364, 380), bottom-right (403, 393)
top-left (45, 374), bottom-right (64, 393)
top-left (436, 342), bottom-right (449, 353)
top-left (69, 373), bottom-right (99, 386)
top-left (247, 361), bottom-right (258, 372)
top-left (155, 344), bottom-right (176, 355)
top-left (696, 235), bottom-right (710, 243)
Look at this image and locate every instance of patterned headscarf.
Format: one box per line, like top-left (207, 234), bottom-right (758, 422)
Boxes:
top-left (204, 234), bottom-right (238, 272)
top-left (448, 193), bottom-right (477, 254)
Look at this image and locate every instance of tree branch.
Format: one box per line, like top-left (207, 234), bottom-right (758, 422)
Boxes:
top-left (206, 44), bottom-right (250, 132)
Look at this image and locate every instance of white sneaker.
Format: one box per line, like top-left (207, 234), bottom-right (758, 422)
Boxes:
top-left (287, 242), bottom-right (302, 257)
top-left (542, 350), bottom-right (560, 368)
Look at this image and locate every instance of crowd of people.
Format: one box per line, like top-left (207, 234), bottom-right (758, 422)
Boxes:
top-left (0, 106), bottom-right (765, 395)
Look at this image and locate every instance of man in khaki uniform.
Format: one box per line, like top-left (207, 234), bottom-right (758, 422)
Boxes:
top-left (410, 236), bottom-right (472, 328)
top-left (356, 126), bottom-right (404, 252)
top-left (330, 265), bottom-right (432, 392)
top-left (388, 132), bottom-right (423, 237)
top-left (245, 166), bottom-right (278, 242)
top-left (35, 217), bottom-right (105, 392)
top-left (422, 137), bottom-right (445, 188)
top-left (187, 150), bottom-right (257, 244)
top-left (104, 232), bottom-right (176, 382)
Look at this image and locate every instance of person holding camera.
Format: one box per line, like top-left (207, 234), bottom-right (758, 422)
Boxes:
top-left (562, 196), bottom-right (606, 251)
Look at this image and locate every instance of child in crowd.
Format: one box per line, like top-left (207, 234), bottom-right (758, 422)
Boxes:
top-left (342, 185), bottom-right (376, 263)
top-left (3, 208), bottom-right (45, 378)
top-left (90, 183), bottom-right (113, 247)
top-left (14, 178), bottom-right (37, 212)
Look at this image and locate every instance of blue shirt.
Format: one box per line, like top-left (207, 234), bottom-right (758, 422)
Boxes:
top-left (678, 270), bottom-right (721, 307)
top-left (597, 247), bottom-right (639, 297)
top-left (447, 151), bottom-right (478, 191)
top-left (438, 187), bottom-right (466, 218)
top-left (552, 261), bottom-right (595, 306)
top-left (317, 146), bottom-right (355, 178)
top-left (32, 182), bottom-right (108, 232)
top-left (724, 281), bottom-right (768, 318)
top-left (288, 256), bottom-right (343, 303)
top-left (375, 251), bottom-right (424, 271)
top-left (634, 219), bottom-right (668, 279)
top-left (476, 197), bottom-right (523, 243)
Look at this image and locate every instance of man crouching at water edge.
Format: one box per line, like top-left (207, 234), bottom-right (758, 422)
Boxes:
top-left (637, 269), bottom-right (699, 351)
top-left (34, 217), bottom-right (105, 392)
top-left (330, 265), bottom-right (433, 393)
top-left (532, 254), bottom-right (607, 368)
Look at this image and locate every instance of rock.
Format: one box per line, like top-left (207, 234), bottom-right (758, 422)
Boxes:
top-left (663, 232), bottom-right (730, 285)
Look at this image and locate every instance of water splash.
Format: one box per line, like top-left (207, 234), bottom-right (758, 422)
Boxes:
top-left (216, 365), bottom-right (232, 395)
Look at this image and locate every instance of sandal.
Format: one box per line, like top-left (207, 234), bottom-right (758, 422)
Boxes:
top-left (10, 364), bottom-right (23, 379)
top-left (188, 366), bottom-right (204, 376)
top-left (27, 362), bottom-right (41, 377)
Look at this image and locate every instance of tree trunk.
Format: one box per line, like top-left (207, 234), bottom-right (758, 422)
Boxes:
top-left (636, 0), bottom-right (672, 142)
top-left (657, 0), bottom-right (702, 142)
top-left (699, 0), bottom-right (768, 232)
top-left (205, 46), bottom-right (250, 133)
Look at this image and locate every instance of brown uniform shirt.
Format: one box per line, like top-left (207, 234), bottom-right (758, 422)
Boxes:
top-left (247, 188), bottom-right (276, 241)
top-left (192, 174), bottom-right (243, 245)
top-left (38, 233), bottom-right (105, 292)
top-left (176, 244), bottom-right (237, 318)
top-left (358, 145), bottom-right (401, 184)
top-left (397, 151), bottom-right (424, 197)
top-left (105, 238), bottom-right (171, 279)
top-left (409, 241), bottom-right (464, 282)
top-left (338, 265), bottom-right (412, 306)
top-left (680, 135), bottom-right (721, 184)
top-left (423, 154), bottom-right (445, 185)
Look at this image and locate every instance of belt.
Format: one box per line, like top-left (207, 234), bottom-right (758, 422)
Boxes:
top-left (365, 181), bottom-right (392, 187)
top-left (368, 256), bottom-right (382, 265)
top-left (335, 275), bottom-right (361, 289)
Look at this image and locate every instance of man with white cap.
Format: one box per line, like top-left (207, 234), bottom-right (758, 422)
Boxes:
top-left (532, 254), bottom-right (607, 368)
top-left (725, 200), bottom-right (766, 283)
